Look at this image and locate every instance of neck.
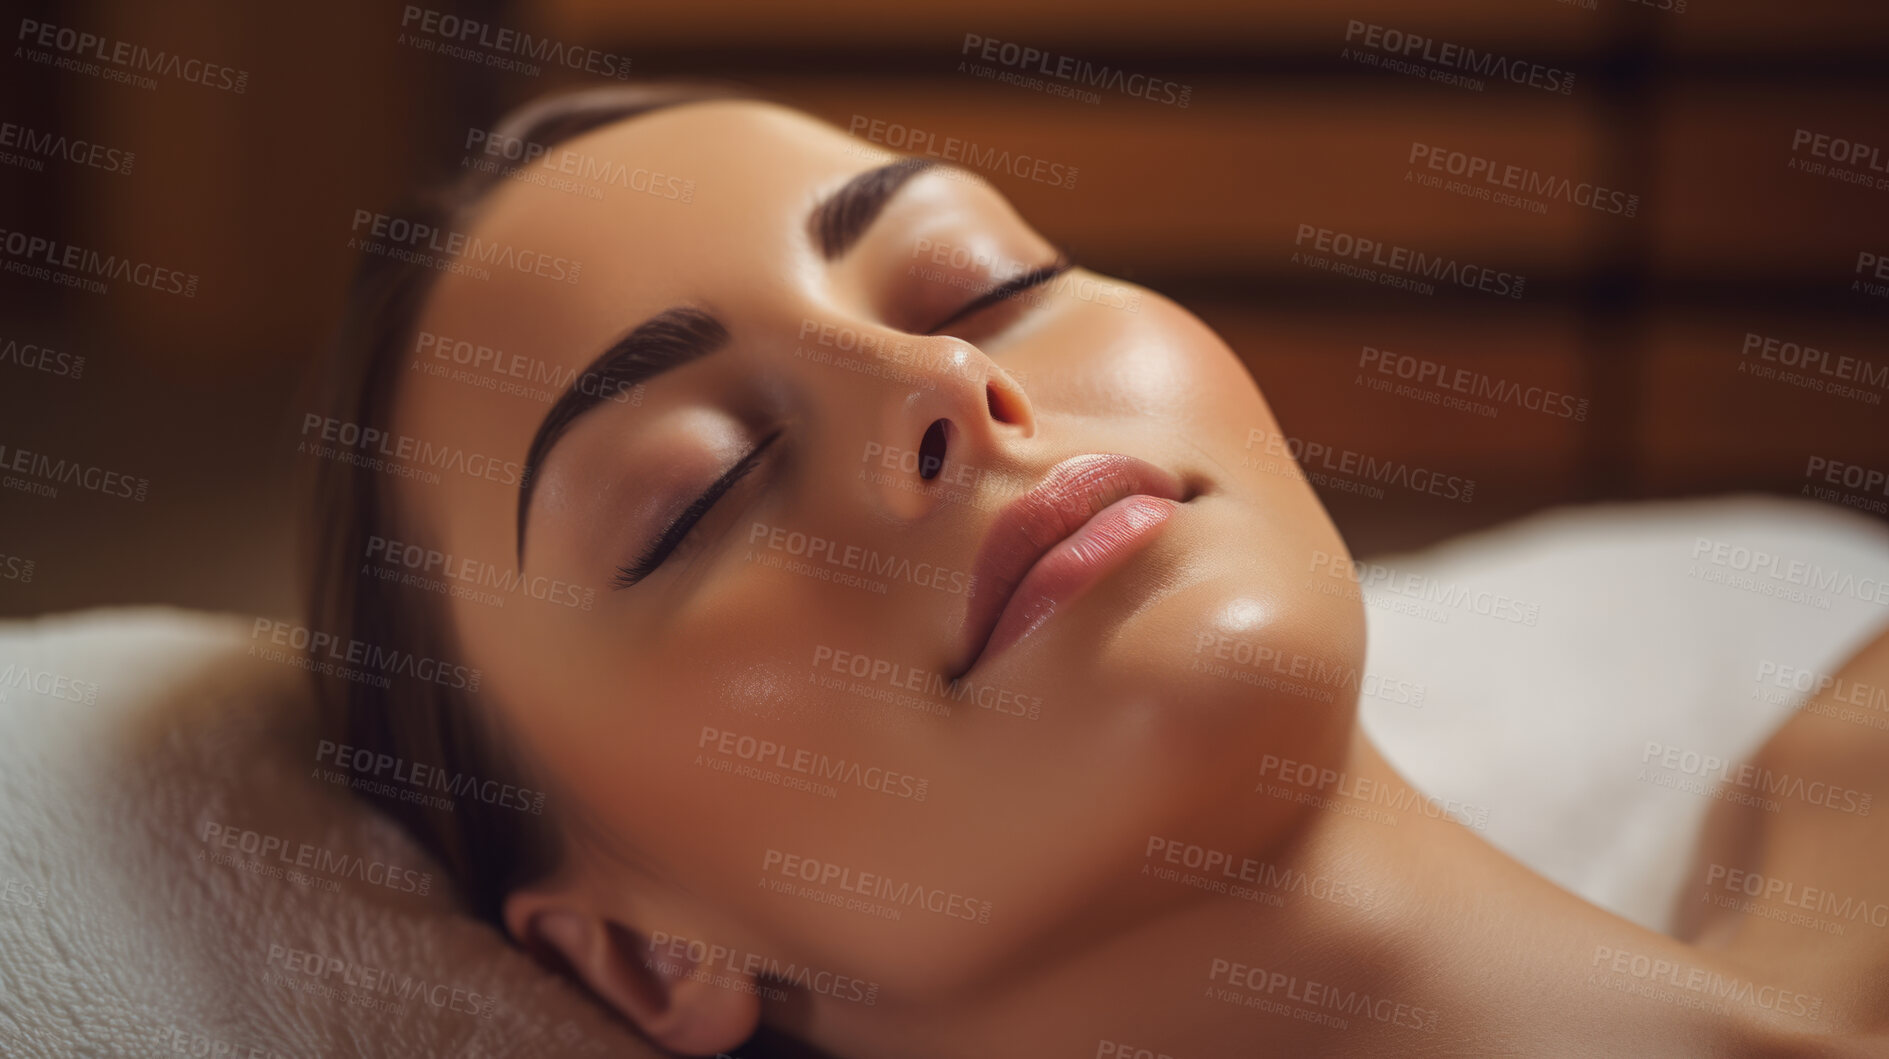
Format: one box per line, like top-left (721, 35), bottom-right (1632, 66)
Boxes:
top-left (802, 728), bottom-right (1800, 1058)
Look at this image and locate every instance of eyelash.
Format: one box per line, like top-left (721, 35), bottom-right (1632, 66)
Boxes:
top-left (611, 430), bottom-right (783, 590)
top-left (608, 259), bottom-right (1069, 591)
top-left (923, 255), bottom-right (1073, 335)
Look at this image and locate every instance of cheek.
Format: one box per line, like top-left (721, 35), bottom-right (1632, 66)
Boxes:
top-left (1148, 297), bottom-right (1282, 457)
top-left (1059, 513), bottom-right (1363, 793)
top-left (1033, 527), bottom-right (1366, 903)
top-left (505, 570), bottom-right (951, 893)
top-left (1040, 291), bottom-right (1265, 429)
top-left (534, 591), bottom-right (1021, 991)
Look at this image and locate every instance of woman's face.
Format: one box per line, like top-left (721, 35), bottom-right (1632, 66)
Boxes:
top-left (392, 100), bottom-right (1363, 994)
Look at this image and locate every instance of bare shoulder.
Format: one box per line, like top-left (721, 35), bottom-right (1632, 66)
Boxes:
top-left (1672, 619), bottom-right (1889, 1033)
top-left (1755, 623), bottom-right (1889, 785)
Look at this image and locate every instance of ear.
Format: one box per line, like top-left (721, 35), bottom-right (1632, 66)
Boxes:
top-left (504, 886), bottom-right (761, 1056)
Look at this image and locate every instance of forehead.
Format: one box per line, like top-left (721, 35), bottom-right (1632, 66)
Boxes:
top-left (421, 99), bottom-right (872, 350)
top-left (388, 101), bottom-right (885, 540)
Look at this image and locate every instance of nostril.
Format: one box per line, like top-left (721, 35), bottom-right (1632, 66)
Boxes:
top-left (986, 381), bottom-right (1019, 425)
top-left (918, 418), bottom-right (949, 481)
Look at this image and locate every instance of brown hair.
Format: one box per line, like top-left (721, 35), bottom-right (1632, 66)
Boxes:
top-left (302, 84), bottom-right (745, 928)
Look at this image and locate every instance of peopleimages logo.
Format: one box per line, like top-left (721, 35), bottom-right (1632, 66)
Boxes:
top-left (748, 522), bottom-right (975, 597)
top-left (0, 227), bottom-right (198, 297)
top-left (348, 209), bottom-right (582, 285)
top-left (0, 552), bottom-right (36, 584)
top-left (1739, 332), bottom-right (1888, 405)
top-left (0, 663), bottom-right (99, 705)
top-left (1804, 455), bottom-right (1889, 507)
top-left (847, 116), bottom-right (1079, 191)
top-left (366, 534), bottom-right (595, 611)
top-left (462, 128), bottom-right (694, 204)
top-left (1789, 128), bottom-right (1889, 192)
top-left (1407, 142), bottom-right (1638, 218)
top-left (1689, 537), bottom-right (1889, 608)
top-left (0, 336), bottom-right (84, 380)
top-left (1703, 864), bottom-right (1889, 933)
top-left (810, 644), bottom-right (1044, 720)
top-left (264, 942), bottom-right (498, 1019)
top-left (1640, 740), bottom-right (1872, 815)
top-left (0, 879), bottom-right (47, 910)
top-left (1754, 656), bottom-right (1889, 733)
top-left (1190, 632), bottom-right (1427, 707)
top-left (413, 329), bottom-right (642, 409)
top-left (397, 5), bottom-right (631, 79)
top-left (15, 18), bottom-right (250, 93)
top-left (0, 441), bottom-right (149, 502)
top-left (1856, 253), bottom-right (1889, 301)
top-left (958, 33), bottom-right (1192, 108)
top-left (200, 821), bottom-right (433, 896)
top-left (1342, 20), bottom-right (1575, 95)
top-left (1755, 659), bottom-right (1888, 713)
top-left (1359, 345), bottom-right (1590, 421)
top-left (1792, 129), bottom-right (1888, 173)
top-left (1247, 428), bottom-right (1477, 504)
top-left (0, 121), bottom-right (134, 176)
top-left (698, 725), bottom-right (929, 802)
top-left (1308, 550), bottom-right (1538, 626)
top-left (1293, 223), bottom-right (1524, 299)
top-left (644, 930), bottom-right (880, 1007)
top-left (1590, 945), bottom-right (1822, 1021)
top-left (298, 413), bottom-right (526, 488)
top-left (761, 849), bottom-right (994, 924)
top-left (316, 738), bottom-right (545, 815)
top-left (251, 619), bottom-right (482, 693)
top-left (1206, 956), bottom-right (1440, 1031)
top-left (1144, 836), bottom-right (1378, 910)
top-left (162, 1027), bottom-right (290, 1059)
top-left (1257, 753), bottom-right (1493, 830)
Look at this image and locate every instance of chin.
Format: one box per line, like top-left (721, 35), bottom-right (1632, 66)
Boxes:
top-left (1084, 488), bottom-right (1361, 744)
top-left (989, 496), bottom-right (1366, 838)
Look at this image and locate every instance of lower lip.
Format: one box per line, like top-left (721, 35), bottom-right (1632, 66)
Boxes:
top-left (975, 494), bottom-right (1177, 670)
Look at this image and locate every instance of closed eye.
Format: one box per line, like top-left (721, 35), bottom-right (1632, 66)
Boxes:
top-left (611, 429), bottom-right (783, 590)
top-left (922, 255), bottom-right (1072, 335)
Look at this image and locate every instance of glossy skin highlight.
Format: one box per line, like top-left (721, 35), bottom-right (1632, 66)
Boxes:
top-left (382, 101), bottom-right (1889, 1057)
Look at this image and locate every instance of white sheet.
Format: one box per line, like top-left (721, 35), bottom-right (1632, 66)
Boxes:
top-left (1360, 495), bottom-right (1889, 929)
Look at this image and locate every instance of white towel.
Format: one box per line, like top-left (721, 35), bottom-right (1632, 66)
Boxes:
top-left (0, 608), bottom-right (658, 1058)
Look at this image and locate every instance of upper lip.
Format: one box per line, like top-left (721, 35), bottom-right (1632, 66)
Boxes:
top-left (951, 453), bottom-right (1188, 678)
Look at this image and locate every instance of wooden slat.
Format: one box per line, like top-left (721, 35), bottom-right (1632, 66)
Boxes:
top-left (1637, 313), bottom-right (1889, 491)
top-left (538, 0), bottom-right (1889, 53)
top-left (1667, 0), bottom-right (1889, 53)
top-left (1645, 85), bottom-right (1889, 283)
top-left (769, 80), bottom-right (1610, 282)
top-left (537, 0), bottom-right (1611, 51)
top-left (1195, 303), bottom-right (1590, 484)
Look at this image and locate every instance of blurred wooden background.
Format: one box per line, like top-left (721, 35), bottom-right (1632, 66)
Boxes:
top-left (1, 0), bottom-right (1885, 617)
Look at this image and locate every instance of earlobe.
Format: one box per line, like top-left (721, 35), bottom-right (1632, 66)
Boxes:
top-left (503, 889), bottom-right (763, 1056)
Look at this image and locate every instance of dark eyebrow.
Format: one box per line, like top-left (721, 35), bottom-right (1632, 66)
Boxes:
top-left (809, 157), bottom-right (939, 260)
top-left (516, 307), bottom-right (729, 564)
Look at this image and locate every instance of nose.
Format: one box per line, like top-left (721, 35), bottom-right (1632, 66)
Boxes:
top-left (872, 337), bottom-right (1034, 519)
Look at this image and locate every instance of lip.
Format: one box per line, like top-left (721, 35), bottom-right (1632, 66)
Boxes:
top-left (952, 454), bottom-right (1187, 679)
